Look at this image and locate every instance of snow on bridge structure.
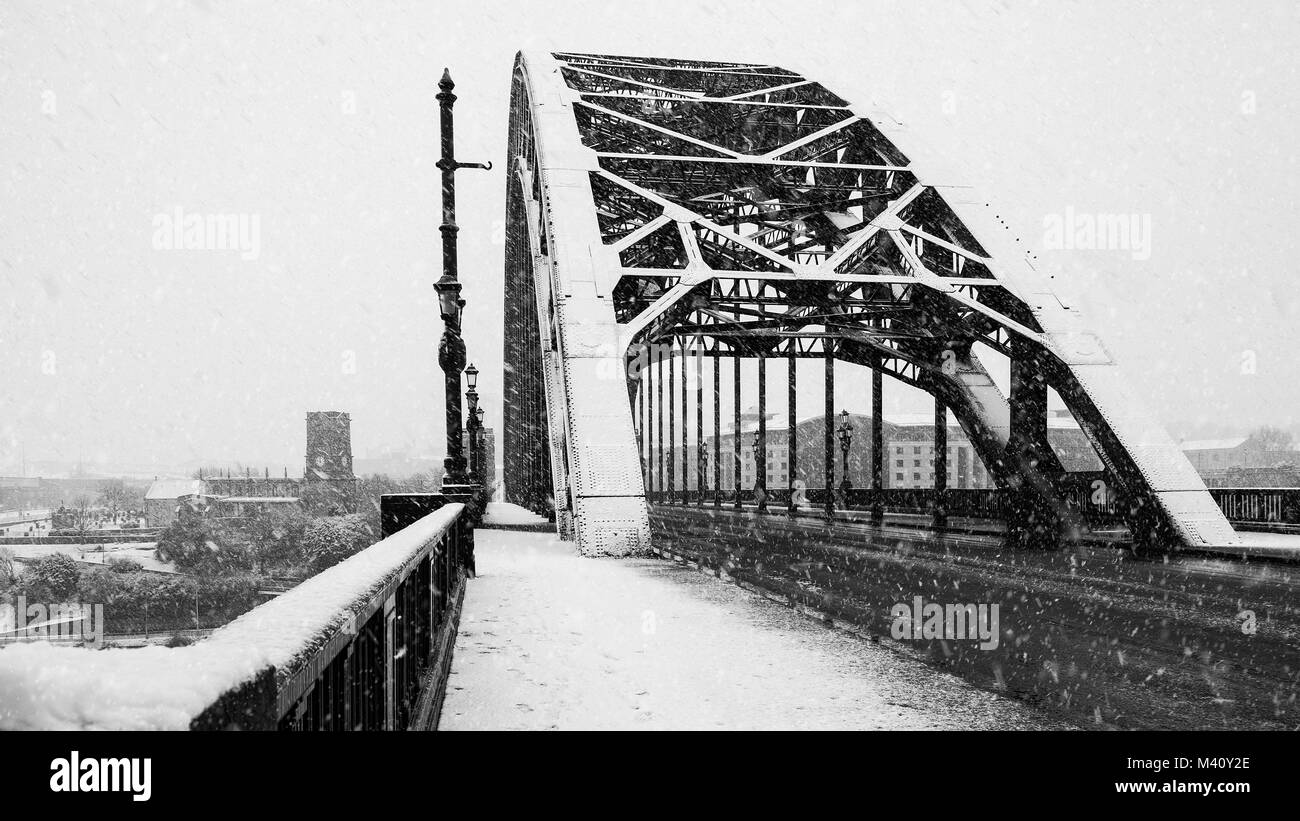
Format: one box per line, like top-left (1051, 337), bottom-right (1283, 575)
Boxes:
top-left (4, 52), bottom-right (1297, 735)
top-left (501, 50), bottom-right (1254, 558)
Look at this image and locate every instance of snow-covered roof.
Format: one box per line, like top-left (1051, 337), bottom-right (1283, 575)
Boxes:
top-left (144, 479), bottom-right (205, 501)
top-left (724, 411), bottom-right (884, 436)
top-left (212, 496), bottom-right (299, 504)
top-left (1047, 416), bottom-right (1082, 429)
top-left (887, 412), bottom-right (1081, 430)
top-left (883, 413), bottom-right (943, 428)
top-left (1180, 437), bottom-right (1248, 451)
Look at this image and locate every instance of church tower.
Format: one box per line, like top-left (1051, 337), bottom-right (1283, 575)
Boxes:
top-left (306, 411), bottom-right (354, 480)
top-left (304, 411), bottom-right (357, 513)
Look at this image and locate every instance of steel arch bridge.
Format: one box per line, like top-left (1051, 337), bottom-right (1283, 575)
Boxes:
top-left (502, 50), bottom-right (1238, 557)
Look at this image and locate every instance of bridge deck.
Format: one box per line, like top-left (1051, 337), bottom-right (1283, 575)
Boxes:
top-left (644, 504), bottom-right (1300, 729)
top-left (440, 527), bottom-right (1065, 730)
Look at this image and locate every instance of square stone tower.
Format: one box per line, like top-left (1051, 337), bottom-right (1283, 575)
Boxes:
top-left (304, 411), bottom-right (357, 514)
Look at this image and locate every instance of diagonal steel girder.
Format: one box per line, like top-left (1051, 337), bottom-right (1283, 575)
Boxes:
top-left (502, 50), bottom-right (1238, 555)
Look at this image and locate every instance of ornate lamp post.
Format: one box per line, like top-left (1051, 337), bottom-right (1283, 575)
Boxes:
top-left (474, 405), bottom-right (486, 486)
top-left (752, 430), bottom-right (766, 511)
top-left (435, 68), bottom-right (491, 493)
top-left (465, 363), bottom-right (480, 483)
top-left (837, 409), bottom-right (854, 493)
top-left (698, 447), bottom-right (710, 506)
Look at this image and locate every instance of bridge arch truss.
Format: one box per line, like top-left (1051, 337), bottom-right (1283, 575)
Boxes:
top-left (502, 50), bottom-right (1236, 556)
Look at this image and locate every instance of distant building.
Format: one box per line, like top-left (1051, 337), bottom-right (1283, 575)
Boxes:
top-left (144, 479), bottom-right (207, 527)
top-left (1204, 465), bottom-right (1300, 488)
top-left (1181, 437), bottom-right (1300, 485)
top-left (145, 411), bottom-right (359, 528)
top-left (658, 411), bottom-right (889, 493)
top-left (655, 408), bottom-right (1101, 493)
top-left (1180, 437), bottom-right (1252, 474)
top-left (210, 495), bottom-right (302, 519)
top-left (0, 476), bottom-right (42, 512)
top-left (301, 410), bottom-right (359, 514)
top-left (881, 414), bottom-right (989, 490)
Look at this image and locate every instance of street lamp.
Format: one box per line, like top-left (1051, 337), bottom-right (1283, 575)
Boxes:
top-left (475, 405), bottom-right (487, 486)
top-left (751, 431), bottom-right (766, 511)
top-left (837, 409), bottom-right (854, 492)
top-left (434, 67), bottom-right (492, 494)
top-left (465, 364), bottom-right (480, 483)
top-left (698, 447), bottom-right (709, 505)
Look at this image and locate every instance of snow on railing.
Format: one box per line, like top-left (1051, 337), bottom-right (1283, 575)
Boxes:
top-left (0, 503), bottom-right (468, 731)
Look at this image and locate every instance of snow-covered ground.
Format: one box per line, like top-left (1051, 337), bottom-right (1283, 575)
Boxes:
top-left (7, 542), bottom-right (173, 573)
top-left (442, 530), bottom-right (1066, 730)
top-left (0, 511), bottom-right (51, 534)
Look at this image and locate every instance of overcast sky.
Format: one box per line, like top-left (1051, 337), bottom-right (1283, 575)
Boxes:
top-left (2, 0), bottom-right (1298, 475)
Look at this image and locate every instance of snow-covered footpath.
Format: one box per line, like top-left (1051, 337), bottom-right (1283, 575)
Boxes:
top-left (442, 529), bottom-right (1065, 730)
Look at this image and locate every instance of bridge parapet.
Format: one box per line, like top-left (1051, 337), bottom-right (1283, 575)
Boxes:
top-left (648, 483), bottom-right (1300, 537)
top-left (0, 503), bottom-right (470, 731)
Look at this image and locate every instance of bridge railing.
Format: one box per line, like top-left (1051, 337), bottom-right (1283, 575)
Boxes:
top-left (645, 479), bottom-right (1300, 531)
top-left (1208, 487), bottom-right (1300, 526)
top-left (194, 497), bottom-right (471, 730)
top-left (0, 501), bottom-right (471, 731)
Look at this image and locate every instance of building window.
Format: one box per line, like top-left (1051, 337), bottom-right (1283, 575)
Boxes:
top-left (913, 473), bottom-right (920, 480)
top-left (895, 473), bottom-right (904, 481)
top-left (895, 447), bottom-right (903, 454)
top-left (913, 446), bottom-right (921, 454)
top-left (913, 460), bottom-right (920, 467)
top-left (895, 459), bottom-right (903, 467)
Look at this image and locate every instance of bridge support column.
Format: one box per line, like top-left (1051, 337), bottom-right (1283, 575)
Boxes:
top-left (636, 359), bottom-right (644, 489)
top-left (788, 342), bottom-right (797, 516)
top-left (824, 342), bottom-right (835, 517)
top-left (696, 337), bottom-right (704, 507)
top-left (733, 353), bottom-right (742, 510)
top-left (757, 349), bottom-right (767, 512)
top-left (646, 349), bottom-right (654, 501)
top-left (657, 349), bottom-right (664, 503)
top-left (681, 336), bottom-right (689, 506)
top-left (668, 341), bottom-right (676, 505)
top-left (934, 397), bottom-right (947, 530)
top-left (713, 351), bottom-right (721, 508)
top-left (1006, 337), bottom-right (1062, 548)
top-left (1003, 337), bottom-right (1066, 548)
top-left (871, 363), bottom-right (884, 523)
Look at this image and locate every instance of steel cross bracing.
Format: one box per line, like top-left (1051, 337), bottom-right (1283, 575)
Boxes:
top-left (502, 50), bottom-right (1237, 556)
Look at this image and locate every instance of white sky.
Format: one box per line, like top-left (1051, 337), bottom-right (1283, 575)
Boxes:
top-left (2, 0), bottom-right (1298, 475)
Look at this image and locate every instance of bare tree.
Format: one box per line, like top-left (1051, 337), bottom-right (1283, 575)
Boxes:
top-left (1246, 425), bottom-right (1293, 452)
top-left (98, 478), bottom-right (132, 515)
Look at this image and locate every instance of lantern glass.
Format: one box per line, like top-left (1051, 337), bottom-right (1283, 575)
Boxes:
top-left (465, 363), bottom-right (479, 390)
top-left (437, 288), bottom-right (454, 318)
